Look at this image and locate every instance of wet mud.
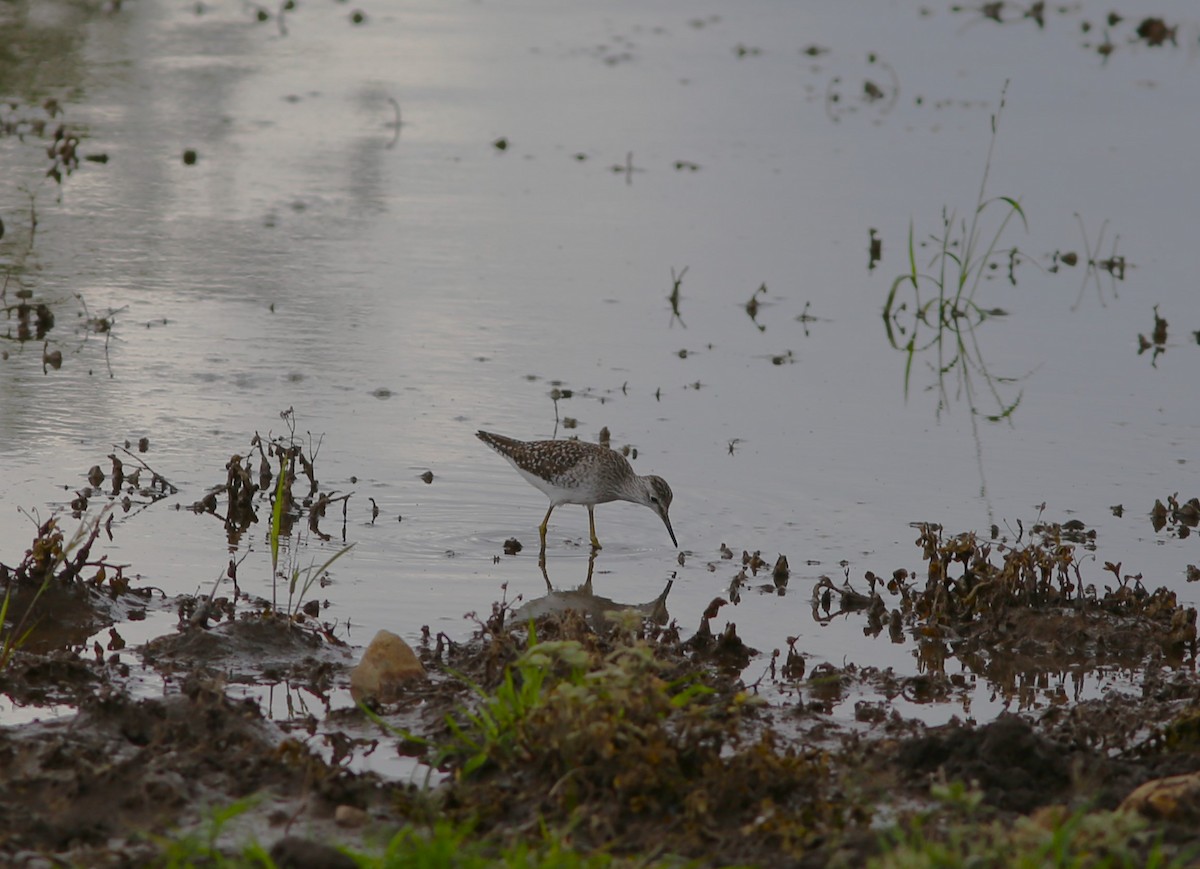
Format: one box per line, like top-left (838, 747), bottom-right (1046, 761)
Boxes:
top-left (0, 676), bottom-right (381, 866)
top-left (4, 534), bottom-right (1200, 865)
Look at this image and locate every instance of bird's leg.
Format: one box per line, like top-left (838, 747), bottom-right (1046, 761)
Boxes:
top-left (584, 551), bottom-right (596, 592)
top-left (539, 504), bottom-right (554, 561)
top-left (588, 505), bottom-right (602, 551)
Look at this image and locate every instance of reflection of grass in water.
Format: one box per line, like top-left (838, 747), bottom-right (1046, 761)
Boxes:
top-left (883, 85), bottom-right (1026, 425)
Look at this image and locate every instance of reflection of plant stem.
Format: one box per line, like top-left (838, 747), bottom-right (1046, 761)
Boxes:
top-left (26, 188), bottom-right (37, 252)
top-left (386, 97), bottom-right (402, 150)
top-left (1071, 215), bottom-right (1124, 311)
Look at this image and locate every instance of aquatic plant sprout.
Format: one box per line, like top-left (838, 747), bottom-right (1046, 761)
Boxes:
top-left (883, 83), bottom-right (1027, 424)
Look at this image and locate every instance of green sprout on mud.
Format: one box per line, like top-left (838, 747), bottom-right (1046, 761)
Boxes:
top-left (362, 623), bottom-right (594, 779)
top-left (269, 452), bottom-right (288, 608)
top-left (373, 820), bottom-right (631, 868)
top-left (370, 613), bottom-right (845, 861)
top-left (883, 83), bottom-right (1027, 425)
top-left (432, 620), bottom-right (843, 844)
top-left (157, 811), bottom-right (631, 868)
top-left (284, 541), bottom-right (355, 619)
top-left (152, 798), bottom-right (273, 869)
top-left (872, 779), bottom-right (1191, 869)
top-left (267, 448), bottom-right (355, 618)
top-left (441, 624), bottom-right (593, 777)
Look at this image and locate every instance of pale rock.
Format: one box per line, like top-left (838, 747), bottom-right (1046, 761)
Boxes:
top-left (349, 630), bottom-right (425, 703)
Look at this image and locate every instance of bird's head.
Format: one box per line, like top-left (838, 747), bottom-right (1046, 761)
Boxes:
top-left (641, 475), bottom-right (677, 548)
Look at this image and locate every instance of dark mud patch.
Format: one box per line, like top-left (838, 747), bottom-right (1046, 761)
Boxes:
top-left (0, 677), bottom-right (389, 866)
top-left (142, 615), bottom-right (351, 690)
top-left (0, 650), bottom-right (109, 708)
top-left (897, 714), bottom-right (1082, 812)
top-left (893, 703), bottom-right (1200, 821)
top-left (2, 579), bottom-right (153, 654)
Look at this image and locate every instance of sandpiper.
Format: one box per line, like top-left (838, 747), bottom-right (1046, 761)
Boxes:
top-left (476, 430), bottom-right (677, 555)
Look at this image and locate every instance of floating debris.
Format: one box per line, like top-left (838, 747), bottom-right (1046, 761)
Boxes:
top-left (772, 554), bottom-right (790, 588)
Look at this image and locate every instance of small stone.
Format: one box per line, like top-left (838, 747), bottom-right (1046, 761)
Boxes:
top-left (1120, 771), bottom-right (1200, 823)
top-left (349, 630), bottom-right (425, 703)
top-left (334, 804), bottom-right (369, 828)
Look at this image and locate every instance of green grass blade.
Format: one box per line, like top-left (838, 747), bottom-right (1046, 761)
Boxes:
top-left (271, 454), bottom-right (289, 574)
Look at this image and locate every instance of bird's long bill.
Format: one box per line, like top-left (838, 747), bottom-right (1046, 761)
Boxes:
top-left (661, 512), bottom-right (678, 548)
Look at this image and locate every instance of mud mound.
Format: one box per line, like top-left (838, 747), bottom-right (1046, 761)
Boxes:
top-left (0, 650), bottom-right (106, 706)
top-left (0, 678), bottom-right (376, 864)
top-left (896, 715), bottom-right (1077, 811)
top-left (142, 615), bottom-right (350, 686)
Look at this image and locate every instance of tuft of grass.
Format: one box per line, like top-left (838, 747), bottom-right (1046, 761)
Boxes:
top-left (269, 452), bottom-right (288, 611)
top-left (882, 81), bottom-right (1027, 424)
top-left (151, 798), bottom-right (271, 869)
top-left (372, 820), bottom-right (629, 868)
top-left (393, 617), bottom-right (843, 861)
top-left (284, 539), bottom-right (355, 619)
top-left (153, 813), bottom-right (644, 868)
top-left (438, 623), bottom-right (592, 777)
top-left (871, 779), bottom-right (1194, 869)
top-left (267, 445), bottom-right (355, 618)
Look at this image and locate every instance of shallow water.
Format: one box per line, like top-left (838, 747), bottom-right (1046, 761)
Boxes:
top-left (2, 0), bottom-right (1198, 740)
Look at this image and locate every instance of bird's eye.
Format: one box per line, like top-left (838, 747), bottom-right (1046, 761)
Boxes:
top-left (650, 497), bottom-right (659, 504)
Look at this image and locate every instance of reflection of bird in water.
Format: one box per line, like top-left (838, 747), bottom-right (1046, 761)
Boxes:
top-left (516, 555), bottom-right (673, 626)
top-left (476, 431), bottom-right (677, 556)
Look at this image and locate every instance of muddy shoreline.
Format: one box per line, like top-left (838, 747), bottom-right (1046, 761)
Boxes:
top-left (3, 513), bottom-right (1200, 865)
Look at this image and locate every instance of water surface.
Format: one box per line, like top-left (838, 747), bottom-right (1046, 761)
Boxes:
top-left (2, 0), bottom-right (1198, 737)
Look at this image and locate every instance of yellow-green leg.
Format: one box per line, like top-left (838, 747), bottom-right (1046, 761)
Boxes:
top-left (539, 504), bottom-right (554, 558)
top-left (588, 505), bottom-right (602, 551)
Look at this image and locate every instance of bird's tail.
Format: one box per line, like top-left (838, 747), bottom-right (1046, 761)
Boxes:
top-left (476, 430), bottom-right (522, 453)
